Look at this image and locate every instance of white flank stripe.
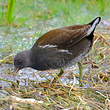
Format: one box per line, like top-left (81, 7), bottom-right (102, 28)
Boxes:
top-left (39, 45), bottom-right (72, 54)
top-left (58, 49), bottom-right (72, 54)
top-left (39, 45), bottom-right (57, 48)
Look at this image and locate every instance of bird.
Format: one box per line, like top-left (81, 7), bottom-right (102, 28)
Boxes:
top-left (14, 17), bottom-right (101, 86)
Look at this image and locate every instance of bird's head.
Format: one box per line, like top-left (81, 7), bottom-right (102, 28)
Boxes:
top-left (14, 50), bottom-right (31, 72)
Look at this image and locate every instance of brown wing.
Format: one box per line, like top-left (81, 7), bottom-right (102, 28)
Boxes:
top-left (33, 24), bottom-right (91, 49)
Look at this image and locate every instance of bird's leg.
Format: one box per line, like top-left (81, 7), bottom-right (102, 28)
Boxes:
top-left (78, 62), bottom-right (83, 87)
top-left (51, 68), bottom-right (64, 84)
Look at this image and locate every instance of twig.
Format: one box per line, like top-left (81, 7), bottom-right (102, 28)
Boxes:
top-left (0, 78), bottom-right (17, 85)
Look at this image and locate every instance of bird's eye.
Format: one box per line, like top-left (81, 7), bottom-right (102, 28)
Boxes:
top-left (15, 60), bottom-right (22, 65)
top-left (18, 60), bottom-right (22, 64)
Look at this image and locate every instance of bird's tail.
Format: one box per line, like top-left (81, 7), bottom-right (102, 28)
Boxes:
top-left (87, 17), bottom-right (101, 35)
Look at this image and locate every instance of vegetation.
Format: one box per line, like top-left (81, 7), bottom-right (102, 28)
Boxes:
top-left (0, 0), bottom-right (110, 26)
top-left (0, 0), bottom-right (110, 109)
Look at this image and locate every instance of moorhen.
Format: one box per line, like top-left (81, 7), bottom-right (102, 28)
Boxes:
top-left (14, 17), bottom-right (101, 86)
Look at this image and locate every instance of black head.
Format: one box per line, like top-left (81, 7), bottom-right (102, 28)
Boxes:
top-left (14, 50), bottom-right (31, 71)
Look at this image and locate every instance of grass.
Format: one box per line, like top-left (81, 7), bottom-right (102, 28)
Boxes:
top-left (0, 0), bottom-right (110, 26)
top-left (0, 0), bottom-right (110, 109)
top-left (6, 0), bottom-right (16, 24)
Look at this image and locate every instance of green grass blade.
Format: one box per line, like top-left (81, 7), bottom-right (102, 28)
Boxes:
top-left (7, 0), bottom-right (16, 24)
